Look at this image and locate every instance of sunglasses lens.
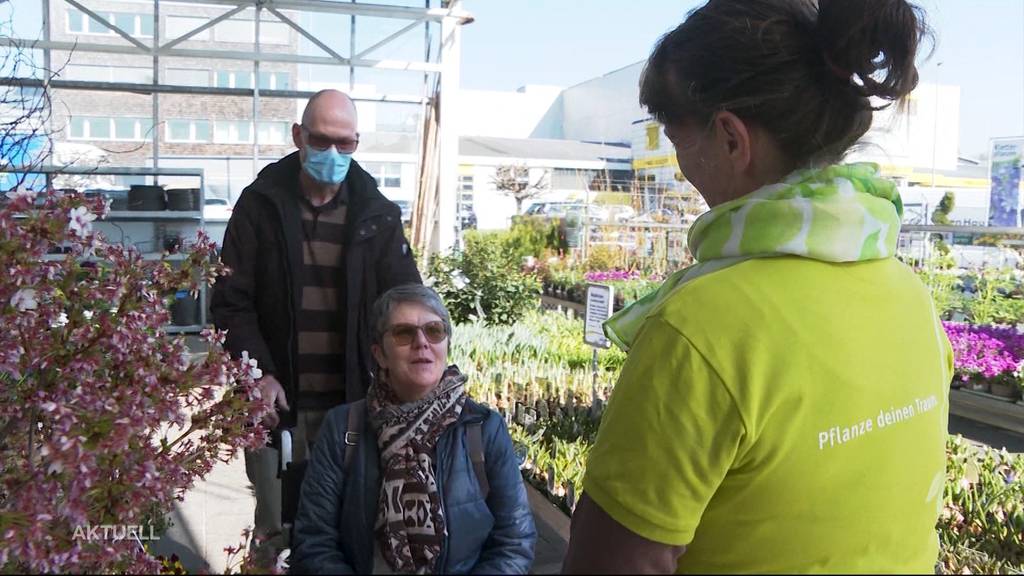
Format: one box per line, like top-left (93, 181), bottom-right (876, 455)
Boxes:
top-left (423, 321), bottom-right (447, 343)
top-left (391, 325), bottom-right (417, 346)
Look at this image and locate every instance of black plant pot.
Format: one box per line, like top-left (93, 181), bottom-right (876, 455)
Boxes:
top-left (129, 185), bottom-right (166, 211)
top-left (170, 292), bottom-right (198, 326)
top-left (990, 382), bottom-right (1021, 401)
top-left (166, 188), bottom-right (199, 211)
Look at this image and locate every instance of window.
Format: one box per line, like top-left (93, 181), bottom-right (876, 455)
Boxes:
top-left (259, 21), bottom-right (290, 45)
top-left (213, 17), bottom-right (290, 44)
top-left (214, 19), bottom-right (253, 42)
top-left (364, 162), bottom-right (403, 189)
top-left (113, 118), bottom-right (137, 139)
top-left (458, 174), bottom-right (474, 210)
top-left (64, 65), bottom-right (152, 84)
top-left (165, 16), bottom-right (210, 41)
top-left (67, 9), bottom-right (84, 33)
top-left (214, 69), bottom-right (290, 91)
top-left (166, 68), bottom-right (209, 87)
top-left (166, 119), bottom-right (211, 143)
top-left (68, 117), bottom-right (150, 141)
top-left (214, 121), bottom-right (253, 144)
top-left (258, 71), bottom-right (290, 91)
top-left (215, 70), bottom-right (254, 89)
top-left (257, 122), bottom-right (289, 145)
top-left (66, 9), bottom-right (152, 37)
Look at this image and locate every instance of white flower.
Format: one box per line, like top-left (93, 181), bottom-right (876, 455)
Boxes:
top-left (5, 187), bottom-right (35, 202)
top-left (67, 206), bottom-right (97, 237)
top-left (240, 351), bottom-right (263, 380)
top-left (10, 288), bottom-right (37, 312)
top-left (451, 269), bottom-right (470, 290)
top-left (53, 312), bottom-right (69, 328)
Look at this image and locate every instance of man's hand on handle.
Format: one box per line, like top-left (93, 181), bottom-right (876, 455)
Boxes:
top-left (259, 374), bottom-right (290, 429)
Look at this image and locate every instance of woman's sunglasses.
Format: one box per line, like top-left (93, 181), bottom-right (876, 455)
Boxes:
top-left (385, 321), bottom-right (448, 346)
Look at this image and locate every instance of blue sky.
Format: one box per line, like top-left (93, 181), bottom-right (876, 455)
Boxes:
top-left (5, 0), bottom-right (1022, 157)
top-left (460, 0), bottom-right (1024, 157)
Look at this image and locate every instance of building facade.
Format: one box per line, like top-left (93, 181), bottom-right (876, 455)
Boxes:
top-left (47, 0), bottom-right (298, 196)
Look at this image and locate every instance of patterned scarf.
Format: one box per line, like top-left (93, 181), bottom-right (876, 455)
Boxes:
top-left (367, 365), bottom-right (468, 574)
top-left (604, 163), bottom-right (904, 351)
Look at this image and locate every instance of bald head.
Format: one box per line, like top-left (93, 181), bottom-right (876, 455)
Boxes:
top-left (301, 89), bottom-right (357, 126)
top-left (293, 89), bottom-right (359, 154)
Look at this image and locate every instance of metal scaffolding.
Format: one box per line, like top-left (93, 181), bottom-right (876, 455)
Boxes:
top-left (1, 0), bottom-right (472, 252)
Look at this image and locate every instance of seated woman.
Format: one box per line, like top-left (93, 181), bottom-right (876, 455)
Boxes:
top-left (290, 283), bottom-right (536, 574)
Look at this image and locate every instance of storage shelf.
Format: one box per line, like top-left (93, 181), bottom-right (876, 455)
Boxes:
top-left (165, 324), bottom-right (204, 334)
top-left (104, 210), bottom-right (202, 220)
top-left (0, 165), bottom-right (204, 177)
top-left (10, 165), bottom-right (208, 332)
top-left (42, 252), bottom-right (189, 262)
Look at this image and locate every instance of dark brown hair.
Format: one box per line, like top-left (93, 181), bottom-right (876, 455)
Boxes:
top-left (640, 0), bottom-right (930, 165)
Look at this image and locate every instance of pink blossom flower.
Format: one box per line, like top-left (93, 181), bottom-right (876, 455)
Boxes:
top-left (10, 288), bottom-right (37, 311)
top-left (67, 206), bottom-right (96, 237)
top-left (241, 350), bottom-right (263, 380)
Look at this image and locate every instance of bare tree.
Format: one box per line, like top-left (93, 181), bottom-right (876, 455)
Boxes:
top-left (0, 2), bottom-right (73, 193)
top-left (492, 164), bottom-right (548, 214)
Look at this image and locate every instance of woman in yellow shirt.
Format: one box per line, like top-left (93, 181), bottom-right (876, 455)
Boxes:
top-left (564, 0), bottom-right (952, 573)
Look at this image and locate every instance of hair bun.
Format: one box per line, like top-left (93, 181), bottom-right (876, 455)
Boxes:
top-left (817, 0), bottom-right (929, 101)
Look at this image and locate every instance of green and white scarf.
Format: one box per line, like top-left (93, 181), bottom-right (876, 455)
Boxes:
top-left (604, 163), bottom-right (904, 351)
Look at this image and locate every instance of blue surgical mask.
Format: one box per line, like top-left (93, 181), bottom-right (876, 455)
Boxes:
top-left (302, 146), bottom-right (352, 185)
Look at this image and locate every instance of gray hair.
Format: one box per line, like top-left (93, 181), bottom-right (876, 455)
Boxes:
top-left (370, 283), bottom-right (452, 346)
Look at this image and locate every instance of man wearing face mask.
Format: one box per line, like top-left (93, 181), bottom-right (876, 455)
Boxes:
top-left (211, 89), bottom-right (421, 554)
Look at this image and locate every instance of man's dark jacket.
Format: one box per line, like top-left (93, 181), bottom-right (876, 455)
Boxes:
top-left (211, 152), bottom-right (421, 428)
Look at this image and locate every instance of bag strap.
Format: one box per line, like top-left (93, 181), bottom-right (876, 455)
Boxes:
top-left (344, 402), bottom-right (489, 498)
top-left (466, 421), bottom-right (490, 500)
top-left (343, 399), bottom-right (365, 471)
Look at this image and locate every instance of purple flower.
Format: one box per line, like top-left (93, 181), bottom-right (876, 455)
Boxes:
top-left (943, 321), bottom-right (1024, 382)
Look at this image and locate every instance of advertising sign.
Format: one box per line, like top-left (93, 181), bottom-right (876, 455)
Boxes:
top-left (987, 138), bottom-right (1024, 227)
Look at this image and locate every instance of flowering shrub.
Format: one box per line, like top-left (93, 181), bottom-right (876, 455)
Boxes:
top-left (943, 322), bottom-right (1024, 391)
top-left (0, 189), bottom-right (271, 573)
top-left (223, 528), bottom-right (290, 575)
top-left (429, 231), bottom-right (540, 326)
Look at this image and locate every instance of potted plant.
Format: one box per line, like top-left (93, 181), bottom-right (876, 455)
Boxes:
top-left (989, 372), bottom-right (1022, 401)
top-left (968, 376), bottom-right (991, 394)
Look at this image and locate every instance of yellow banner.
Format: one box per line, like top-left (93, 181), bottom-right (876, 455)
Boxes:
top-left (633, 154), bottom-right (678, 170)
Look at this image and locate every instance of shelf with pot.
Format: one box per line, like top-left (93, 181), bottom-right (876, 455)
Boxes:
top-left (3, 165), bottom-right (210, 334)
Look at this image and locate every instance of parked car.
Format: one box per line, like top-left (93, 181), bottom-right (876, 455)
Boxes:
top-left (523, 201), bottom-right (608, 221)
top-left (604, 205), bottom-right (636, 222)
top-left (203, 197), bottom-right (233, 221)
top-left (460, 206), bottom-right (478, 230)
